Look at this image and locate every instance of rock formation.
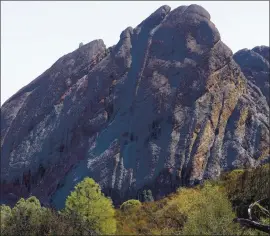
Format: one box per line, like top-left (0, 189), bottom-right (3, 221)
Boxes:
top-left (1, 4), bottom-right (269, 208)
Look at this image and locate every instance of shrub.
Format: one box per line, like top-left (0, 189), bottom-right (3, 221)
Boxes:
top-left (120, 199), bottom-right (141, 212)
top-left (222, 164), bottom-right (270, 217)
top-left (180, 183), bottom-right (242, 235)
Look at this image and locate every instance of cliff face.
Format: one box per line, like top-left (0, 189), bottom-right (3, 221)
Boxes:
top-left (233, 46), bottom-right (270, 104)
top-left (1, 4), bottom-right (269, 208)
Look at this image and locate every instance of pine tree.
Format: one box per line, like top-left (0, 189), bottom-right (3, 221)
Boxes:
top-left (64, 177), bottom-right (116, 235)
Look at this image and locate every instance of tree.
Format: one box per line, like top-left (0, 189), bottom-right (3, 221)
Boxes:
top-left (120, 199), bottom-right (141, 212)
top-left (79, 42), bottom-right (83, 48)
top-left (1, 196), bottom-right (46, 236)
top-left (0, 204), bottom-right (11, 231)
top-left (1, 199), bottom-right (90, 236)
top-left (64, 177), bottom-right (116, 235)
top-left (141, 189), bottom-right (154, 202)
top-left (147, 190), bottom-right (154, 202)
top-left (40, 208), bottom-right (88, 236)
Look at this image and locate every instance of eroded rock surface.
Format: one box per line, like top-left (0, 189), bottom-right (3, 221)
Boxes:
top-left (1, 4), bottom-right (269, 208)
top-left (233, 46), bottom-right (269, 103)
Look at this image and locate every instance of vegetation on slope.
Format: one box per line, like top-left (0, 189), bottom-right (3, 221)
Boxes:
top-left (1, 164), bottom-right (269, 235)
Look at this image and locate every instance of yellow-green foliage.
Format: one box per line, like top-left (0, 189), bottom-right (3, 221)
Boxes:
top-left (120, 199), bottom-right (142, 212)
top-left (11, 196), bottom-right (45, 235)
top-left (116, 199), bottom-right (168, 235)
top-left (225, 164), bottom-right (269, 200)
top-left (1, 199), bottom-right (96, 236)
top-left (0, 204), bottom-right (11, 229)
top-left (116, 183), bottom-right (242, 235)
top-left (222, 164), bottom-right (270, 217)
top-left (1, 165), bottom-right (269, 236)
top-left (64, 177), bottom-right (116, 235)
top-left (116, 175), bottom-right (269, 236)
top-left (1, 196), bottom-right (47, 236)
top-left (179, 183), bottom-right (241, 235)
top-left (0, 179), bottom-right (117, 236)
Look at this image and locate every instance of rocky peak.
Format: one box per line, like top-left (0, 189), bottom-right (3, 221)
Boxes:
top-left (253, 45), bottom-right (270, 62)
top-left (1, 5), bottom-right (269, 208)
top-left (233, 46), bottom-right (269, 103)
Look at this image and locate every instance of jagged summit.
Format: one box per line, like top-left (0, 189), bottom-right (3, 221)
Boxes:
top-left (1, 4), bottom-right (269, 208)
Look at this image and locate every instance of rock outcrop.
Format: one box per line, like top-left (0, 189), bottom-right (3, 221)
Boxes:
top-left (233, 46), bottom-right (269, 103)
top-left (1, 4), bottom-right (269, 208)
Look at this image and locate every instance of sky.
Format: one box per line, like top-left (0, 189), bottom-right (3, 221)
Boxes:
top-left (1, 1), bottom-right (269, 105)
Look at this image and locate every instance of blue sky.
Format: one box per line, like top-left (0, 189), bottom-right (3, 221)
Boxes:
top-left (1, 1), bottom-right (269, 104)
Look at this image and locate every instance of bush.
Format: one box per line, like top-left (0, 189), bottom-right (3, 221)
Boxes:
top-left (120, 199), bottom-right (141, 212)
top-left (180, 183), bottom-right (241, 235)
top-left (116, 182), bottom-right (245, 235)
top-left (222, 164), bottom-right (270, 217)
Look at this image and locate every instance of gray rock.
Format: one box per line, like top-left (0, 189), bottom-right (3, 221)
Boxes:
top-left (233, 46), bottom-right (270, 103)
top-left (253, 45), bottom-right (269, 62)
top-left (1, 4), bottom-right (269, 208)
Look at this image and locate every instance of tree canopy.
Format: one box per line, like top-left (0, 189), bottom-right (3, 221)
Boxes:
top-left (64, 177), bottom-right (116, 235)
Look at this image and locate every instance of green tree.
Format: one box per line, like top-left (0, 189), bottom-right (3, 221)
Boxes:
top-left (141, 189), bottom-right (154, 202)
top-left (120, 199), bottom-right (141, 212)
top-left (64, 177), bottom-right (116, 235)
top-left (1, 196), bottom-right (46, 236)
top-left (147, 190), bottom-right (154, 202)
top-left (0, 204), bottom-right (12, 232)
top-left (1, 199), bottom-right (88, 236)
top-left (39, 208), bottom-right (85, 236)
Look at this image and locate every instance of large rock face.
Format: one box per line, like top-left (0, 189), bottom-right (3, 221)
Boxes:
top-left (1, 4), bottom-right (269, 208)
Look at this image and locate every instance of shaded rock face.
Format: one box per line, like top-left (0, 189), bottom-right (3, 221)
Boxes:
top-left (233, 46), bottom-right (270, 104)
top-left (1, 4), bottom-right (269, 208)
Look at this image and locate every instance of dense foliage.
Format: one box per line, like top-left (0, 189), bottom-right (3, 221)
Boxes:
top-left (64, 177), bottom-right (116, 235)
top-left (120, 199), bottom-right (142, 212)
top-left (221, 164), bottom-right (270, 218)
top-left (0, 197), bottom-right (77, 235)
top-left (1, 165), bottom-right (269, 235)
top-left (116, 183), bottom-right (242, 235)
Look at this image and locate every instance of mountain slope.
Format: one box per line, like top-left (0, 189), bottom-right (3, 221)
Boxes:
top-left (1, 4), bottom-right (269, 208)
